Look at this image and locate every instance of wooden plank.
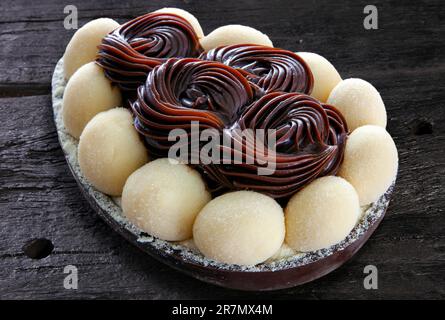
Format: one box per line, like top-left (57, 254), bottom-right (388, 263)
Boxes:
top-left (0, 0), bottom-right (444, 95)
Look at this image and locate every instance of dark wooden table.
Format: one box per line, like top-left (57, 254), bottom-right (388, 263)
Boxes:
top-left (0, 0), bottom-right (444, 299)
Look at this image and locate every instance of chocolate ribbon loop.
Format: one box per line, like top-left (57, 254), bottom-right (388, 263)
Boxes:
top-left (97, 12), bottom-right (203, 91)
top-left (131, 58), bottom-right (254, 155)
top-left (200, 44), bottom-right (313, 96)
top-left (203, 92), bottom-right (348, 199)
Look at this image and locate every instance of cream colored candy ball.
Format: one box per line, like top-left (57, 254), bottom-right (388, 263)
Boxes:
top-left (285, 176), bottom-right (360, 252)
top-left (193, 191), bottom-right (285, 266)
top-left (327, 78), bottom-right (387, 131)
top-left (296, 52), bottom-right (342, 102)
top-left (339, 125), bottom-right (398, 206)
top-left (78, 108), bottom-right (148, 196)
top-left (200, 25), bottom-right (273, 51)
top-left (122, 159), bottom-right (211, 241)
top-left (63, 62), bottom-right (122, 139)
top-left (64, 18), bottom-right (119, 79)
top-left (155, 7), bottom-right (204, 39)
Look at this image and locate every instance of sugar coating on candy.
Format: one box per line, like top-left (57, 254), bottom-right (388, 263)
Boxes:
top-left (78, 108), bottom-right (148, 196)
top-left (193, 191), bottom-right (285, 266)
top-left (267, 243), bottom-right (296, 262)
top-left (62, 62), bottom-right (122, 139)
top-left (155, 7), bottom-right (204, 39)
top-left (285, 176), bottom-right (360, 252)
top-left (179, 239), bottom-right (199, 252)
top-left (339, 125), bottom-right (398, 206)
top-left (327, 78), bottom-right (387, 131)
top-left (122, 159), bottom-right (211, 241)
top-left (200, 92), bottom-right (347, 199)
top-left (200, 25), bottom-right (273, 51)
top-left (296, 52), bottom-right (342, 102)
top-left (63, 18), bottom-right (119, 79)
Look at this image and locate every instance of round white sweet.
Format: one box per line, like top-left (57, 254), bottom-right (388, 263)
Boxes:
top-left (339, 125), bottom-right (398, 206)
top-left (122, 158), bottom-right (211, 241)
top-left (327, 78), bottom-right (387, 131)
top-left (155, 7), bottom-right (204, 39)
top-left (62, 62), bottom-right (122, 139)
top-left (78, 108), bottom-right (148, 196)
top-left (285, 176), bottom-right (360, 252)
top-left (200, 25), bottom-right (273, 51)
top-left (193, 191), bottom-right (285, 266)
top-left (296, 52), bottom-right (342, 102)
top-left (63, 18), bottom-right (119, 79)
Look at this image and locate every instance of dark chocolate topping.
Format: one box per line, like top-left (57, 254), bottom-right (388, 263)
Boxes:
top-left (202, 92), bottom-right (348, 199)
top-left (97, 12), bottom-right (202, 91)
top-left (98, 13), bottom-right (346, 199)
top-left (200, 44), bottom-right (313, 96)
top-left (131, 58), bottom-right (254, 155)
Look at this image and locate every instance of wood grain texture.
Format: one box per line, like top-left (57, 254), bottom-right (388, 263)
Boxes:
top-left (0, 0), bottom-right (444, 299)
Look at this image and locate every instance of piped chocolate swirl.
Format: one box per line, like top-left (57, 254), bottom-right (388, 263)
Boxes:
top-left (203, 92), bottom-right (348, 199)
top-left (97, 13), bottom-right (347, 199)
top-left (131, 58), bottom-right (254, 156)
top-left (200, 44), bottom-right (313, 96)
top-left (97, 13), bottom-right (203, 91)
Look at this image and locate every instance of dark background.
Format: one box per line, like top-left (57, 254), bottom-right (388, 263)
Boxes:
top-left (0, 0), bottom-right (444, 299)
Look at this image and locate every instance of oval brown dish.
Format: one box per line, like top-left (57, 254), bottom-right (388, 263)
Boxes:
top-left (52, 58), bottom-right (393, 291)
